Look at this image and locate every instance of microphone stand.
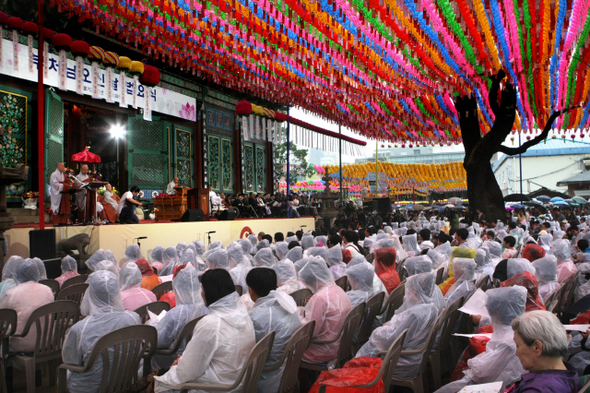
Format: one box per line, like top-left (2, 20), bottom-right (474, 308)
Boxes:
top-left (207, 232), bottom-right (212, 246)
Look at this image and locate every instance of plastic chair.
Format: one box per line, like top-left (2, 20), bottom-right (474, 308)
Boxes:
top-left (435, 267), bottom-right (445, 285)
top-left (389, 311), bottom-right (444, 393)
top-left (156, 315), bottom-right (205, 356)
top-left (564, 272), bottom-right (580, 310)
top-left (57, 325), bottom-right (158, 393)
top-left (177, 331), bottom-right (275, 393)
top-left (264, 321), bottom-right (315, 393)
top-left (544, 288), bottom-right (560, 312)
top-left (335, 276), bottom-right (348, 291)
top-left (60, 274), bottom-right (88, 290)
top-left (289, 288), bottom-right (312, 307)
top-left (381, 281), bottom-right (405, 323)
top-left (475, 275), bottom-right (491, 291)
top-left (151, 281), bottom-right (173, 300)
top-left (579, 374), bottom-right (590, 393)
top-left (39, 279), bottom-right (60, 297)
top-left (429, 296), bottom-right (463, 389)
top-left (366, 253), bottom-right (374, 263)
top-left (355, 292), bottom-right (386, 353)
top-left (0, 309), bottom-right (17, 393)
top-left (134, 301), bottom-right (171, 324)
top-left (300, 302), bottom-right (366, 371)
top-left (317, 329), bottom-right (408, 393)
top-left (235, 285), bottom-right (243, 296)
top-left (55, 283), bottom-right (89, 306)
top-left (12, 301), bottom-right (79, 393)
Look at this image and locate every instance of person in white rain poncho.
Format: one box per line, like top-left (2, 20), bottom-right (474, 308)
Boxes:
top-left (190, 240), bottom-right (204, 256)
top-left (301, 235), bottom-right (315, 251)
top-left (152, 264), bottom-right (209, 371)
top-left (356, 272), bottom-right (440, 380)
top-left (34, 257), bottom-right (47, 280)
top-left (476, 245), bottom-right (495, 279)
top-left (532, 255), bottom-right (561, 302)
top-left (275, 242), bottom-right (289, 261)
top-left (176, 241), bottom-right (188, 256)
top-left (295, 257), bottom-right (352, 364)
top-left (326, 244), bottom-right (347, 280)
top-left (150, 245), bottom-right (165, 274)
top-left (273, 259), bottom-right (304, 294)
top-left (227, 242), bottom-right (251, 290)
top-left (208, 241), bottom-right (223, 252)
top-left (402, 233), bottom-right (420, 257)
top-left (62, 270), bottom-right (140, 393)
top-left (55, 255), bottom-right (80, 287)
top-left (444, 258), bottom-right (476, 306)
top-left (246, 268), bottom-right (301, 393)
top-left (179, 249), bottom-right (197, 269)
top-left (348, 255), bottom-right (388, 299)
top-left (435, 241), bottom-right (452, 259)
top-left (427, 248), bottom-right (447, 270)
top-left (435, 286), bottom-right (527, 393)
top-left (204, 248), bottom-right (230, 270)
top-left (285, 246), bottom-right (303, 263)
top-left (0, 258), bottom-right (54, 352)
top-left (119, 262), bottom-right (157, 311)
top-left (552, 239), bottom-right (577, 283)
top-left (404, 255), bottom-right (433, 276)
top-left (123, 244), bottom-right (142, 264)
top-left (160, 247), bottom-right (179, 277)
top-left (539, 234), bottom-right (553, 252)
top-left (484, 240), bottom-right (503, 265)
top-left (154, 269), bottom-right (255, 393)
top-left (254, 248), bottom-right (277, 267)
top-left (345, 261), bottom-right (375, 307)
top-left (0, 255), bottom-right (21, 298)
top-left (306, 246), bottom-right (328, 261)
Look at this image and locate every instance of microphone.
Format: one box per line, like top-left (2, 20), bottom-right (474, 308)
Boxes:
top-left (136, 236), bottom-right (147, 240)
top-left (206, 231), bottom-right (216, 234)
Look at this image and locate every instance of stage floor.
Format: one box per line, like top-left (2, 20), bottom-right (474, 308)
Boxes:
top-left (4, 217), bottom-right (316, 265)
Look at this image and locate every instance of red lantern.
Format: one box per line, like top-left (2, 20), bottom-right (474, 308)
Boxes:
top-left (139, 64), bottom-right (160, 87)
top-left (6, 17), bottom-right (24, 31)
top-left (41, 27), bottom-right (54, 42)
top-left (52, 33), bottom-right (73, 50)
top-left (22, 21), bottom-right (38, 34)
top-left (71, 40), bottom-right (90, 57)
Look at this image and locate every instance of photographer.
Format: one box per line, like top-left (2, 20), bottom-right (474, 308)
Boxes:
top-left (118, 186), bottom-right (143, 224)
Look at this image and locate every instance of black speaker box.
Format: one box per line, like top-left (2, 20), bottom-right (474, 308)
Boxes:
top-left (180, 209), bottom-right (204, 222)
top-left (43, 257), bottom-right (62, 279)
top-left (376, 197), bottom-right (392, 214)
top-left (29, 229), bottom-right (56, 260)
top-left (218, 208), bottom-right (238, 221)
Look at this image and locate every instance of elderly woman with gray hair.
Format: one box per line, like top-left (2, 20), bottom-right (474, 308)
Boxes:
top-left (509, 310), bottom-right (579, 392)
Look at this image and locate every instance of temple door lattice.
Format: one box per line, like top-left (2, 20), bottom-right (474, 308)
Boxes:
top-left (127, 116), bottom-right (169, 191)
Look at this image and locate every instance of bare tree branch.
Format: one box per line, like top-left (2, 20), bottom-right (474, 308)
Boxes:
top-left (497, 106), bottom-right (580, 156)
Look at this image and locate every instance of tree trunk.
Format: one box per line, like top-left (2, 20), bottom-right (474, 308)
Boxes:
top-left (465, 157), bottom-right (505, 223)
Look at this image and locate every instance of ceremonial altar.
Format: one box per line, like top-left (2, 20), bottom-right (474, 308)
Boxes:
top-left (154, 187), bottom-right (189, 221)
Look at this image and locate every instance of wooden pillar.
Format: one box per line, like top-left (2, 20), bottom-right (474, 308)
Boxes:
top-left (234, 115), bottom-right (242, 194)
top-left (195, 104), bottom-right (203, 189)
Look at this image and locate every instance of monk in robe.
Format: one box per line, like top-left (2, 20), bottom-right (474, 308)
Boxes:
top-left (49, 162), bottom-right (71, 225)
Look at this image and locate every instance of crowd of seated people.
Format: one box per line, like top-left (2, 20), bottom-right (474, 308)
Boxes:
top-left (3, 204), bottom-right (590, 392)
top-left (209, 191), bottom-right (322, 218)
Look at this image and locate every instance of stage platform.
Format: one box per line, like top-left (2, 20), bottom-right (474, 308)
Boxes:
top-left (4, 217), bottom-right (316, 265)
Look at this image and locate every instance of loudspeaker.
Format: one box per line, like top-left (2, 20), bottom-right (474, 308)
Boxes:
top-left (180, 209), bottom-right (204, 222)
top-left (376, 198), bottom-right (392, 214)
top-left (43, 257), bottom-right (62, 279)
top-left (218, 208), bottom-right (238, 221)
top-left (29, 229), bottom-right (56, 260)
